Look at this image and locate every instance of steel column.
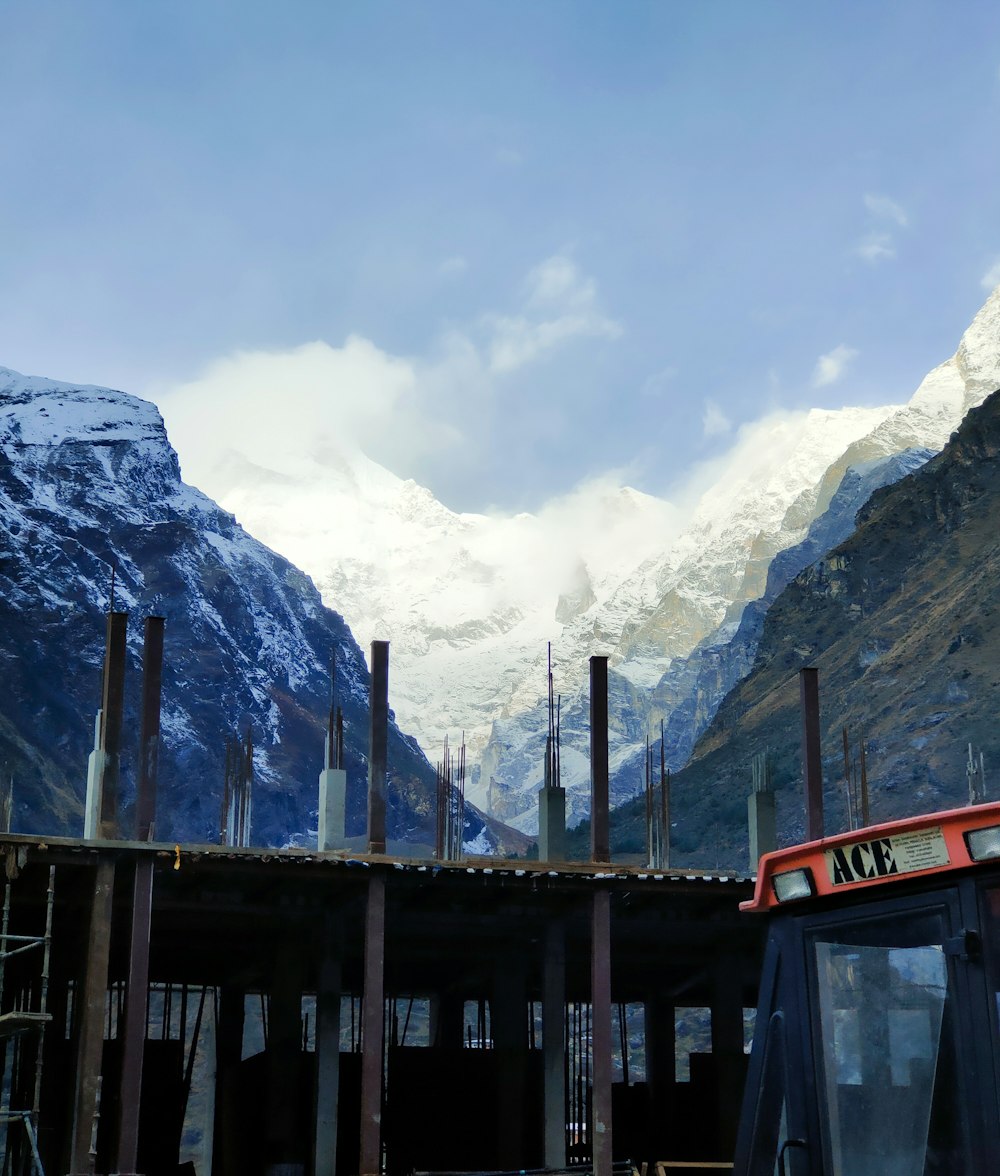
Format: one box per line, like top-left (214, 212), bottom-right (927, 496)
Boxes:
top-left (591, 889), bottom-right (613, 1176)
top-left (136, 617), bottom-right (164, 842)
top-left (99, 612), bottom-right (128, 839)
top-left (589, 657), bottom-right (610, 863)
top-left (266, 945), bottom-right (304, 1175)
top-left (69, 858), bottom-right (116, 1176)
top-left (542, 920), bottom-right (566, 1170)
top-left (212, 986), bottom-right (245, 1176)
top-left (314, 950), bottom-right (342, 1176)
top-left (367, 642), bottom-right (389, 855)
top-left (359, 874), bottom-right (386, 1176)
top-left (799, 667), bottom-right (824, 841)
top-left (492, 954), bottom-right (527, 1168)
top-left (113, 858), bottom-right (154, 1176)
top-left (644, 995), bottom-right (676, 1159)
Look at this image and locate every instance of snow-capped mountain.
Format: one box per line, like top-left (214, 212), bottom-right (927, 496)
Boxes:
top-left (0, 368), bottom-right (509, 849)
top-left (483, 287), bottom-right (1000, 830)
top-left (158, 287), bottom-right (1000, 835)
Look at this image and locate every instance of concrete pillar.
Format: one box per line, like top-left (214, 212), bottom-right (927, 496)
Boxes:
top-left (748, 790), bottom-right (776, 866)
top-left (591, 889), bottom-right (613, 1176)
top-left (589, 657), bottom-right (610, 864)
top-left (318, 764), bottom-right (348, 851)
top-left (492, 955), bottom-right (528, 1168)
top-left (367, 642), bottom-right (389, 855)
top-left (542, 921), bottom-right (566, 1169)
top-left (314, 939), bottom-right (342, 1176)
top-left (538, 786), bottom-right (566, 862)
top-left (644, 995), bottom-right (676, 1157)
top-left (712, 957), bottom-right (747, 1159)
top-left (212, 986), bottom-right (245, 1176)
top-left (359, 875), bottom-right (386, 1176)
top-left (69, 858), bottom-right (116, 1176)
top-left (83, 711), bottom-right (104, 840)
top-left (428, 992), bottom-right (464, 1049)
top-left (266, 947), bottom-right (305, 1176)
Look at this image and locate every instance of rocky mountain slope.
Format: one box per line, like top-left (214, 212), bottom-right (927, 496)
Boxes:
top-left (599, 386), bottom-right (1000, 870)
top-left (159, 384), bottom-right (900, 830)
top-left (160, 286), bottom-right (1000, 836)
top-left (0, 369), bottom-right (516, 850)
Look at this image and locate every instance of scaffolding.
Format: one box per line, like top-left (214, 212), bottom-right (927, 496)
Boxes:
top-left (0, 866), bottom-right (55, 1176)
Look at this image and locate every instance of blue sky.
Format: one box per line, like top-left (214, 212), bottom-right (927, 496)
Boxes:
top-left (3, 1), bottom-right (999, 512)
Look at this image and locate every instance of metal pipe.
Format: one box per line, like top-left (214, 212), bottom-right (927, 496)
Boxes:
top-left (589, 657), bottom-right (610, 863)
top-left (68, 859), bottom-right (115, 1176)
top-left (591, 890), bottom-right (613, 1176)
top-left (137, 617), bottom-right (165, 841)
top-left (115, 857), bottom-right (154, 1176)
top-left (359, 874), bottom-right (386, 1176)
top-left (98, 612), bottom-right (128, 840)
top-left (367, 642), bottom-right (389, 855)
top-left (799, 667), bottom-right (823, 841)
top-left (31, 866), bottom-right (55, 1118)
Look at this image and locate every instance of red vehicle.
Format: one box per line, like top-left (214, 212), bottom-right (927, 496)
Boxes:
top-left (734, 801), bottom-right (1000, 1174)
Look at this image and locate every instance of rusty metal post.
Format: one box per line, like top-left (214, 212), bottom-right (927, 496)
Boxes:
top-left (266, 941), bottom-right (304, 1175)
top-left (492, 953), bottom-right (528, 1167)
top-left (113, 856), bottom-right (154, 1176)
top-left (367, 642), bottom-right (389, 855)
top-left (212, 986), bottom-right (246, 1176)
top-left (589, 656), bottom-right (610, 863)
top-left (542, 919), bottom-right (566, 1170)
top-left (99, 612), bottom-right (128, 839)
top-left (359, 874), bottom-right (386, 1176)
top-left (644, 995), bottom-right (676, 1159)
top-left (136, 616), bottom-right (164, 842)
top-left (712, 954), bottom-right (747, 1159)
top-left (314, 938), bottom-right (342, 1176)
top-left (800, 667), bottom-right (823, 841)
top-left (69, 858), bottom-right (116, 1176)
top-left (591, 888), bottom-right (613, 1176)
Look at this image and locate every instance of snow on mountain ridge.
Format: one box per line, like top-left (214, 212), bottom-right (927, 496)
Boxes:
top-left (134, 283), bottom-right (1000, 832)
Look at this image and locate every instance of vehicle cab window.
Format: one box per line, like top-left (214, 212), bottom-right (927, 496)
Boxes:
top-left (808, 908), bottom-right (964, 1175)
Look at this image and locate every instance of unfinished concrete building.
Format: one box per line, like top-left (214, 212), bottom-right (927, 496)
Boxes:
top-left (0, 621), bottom-right (764, 1176)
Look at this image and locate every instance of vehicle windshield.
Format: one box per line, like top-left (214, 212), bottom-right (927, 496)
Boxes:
top-left (810, 910), bottom-right (963, 1175)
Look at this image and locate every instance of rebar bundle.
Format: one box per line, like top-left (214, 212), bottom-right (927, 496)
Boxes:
top-left (220, 727), bottom-right (253, 847)
top-left (435, 733), bottom-right (466, 860)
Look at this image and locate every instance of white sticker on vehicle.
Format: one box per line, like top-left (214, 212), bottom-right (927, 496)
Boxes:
top-left (825, 827), bottom-right (950, 886)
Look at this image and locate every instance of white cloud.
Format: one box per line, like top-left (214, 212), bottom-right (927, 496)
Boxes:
top-left (854, 193), bottom-right (909, 263)
top-left (640, 367), bottom-right (677, 397)
top-left (981, 258), bottom-right (1000, 291)
top-left (438, 255), bottom-right (468, 279)
top-left (864, 193), bottom-right (909, 226)
top-left (702, 399), bottom-right (732, 437)
top-left (812, 344), bottom-right (859, 388)
top-left (485, 255), bottom-right (622, 373)
top-left (855, 233), bottom-right (896, 263)
top-left (494, 147), bottom-right (523, 167)
top-left (158, 336), bottom-right (461, 492)
top-left (158, 254), bottom-right (623, 493)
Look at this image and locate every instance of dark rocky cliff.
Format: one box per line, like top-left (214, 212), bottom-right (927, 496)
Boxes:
top-left (0, 369), bottom-right (519, 851)
top-left (601, 390), bottom-right (1000, 869)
